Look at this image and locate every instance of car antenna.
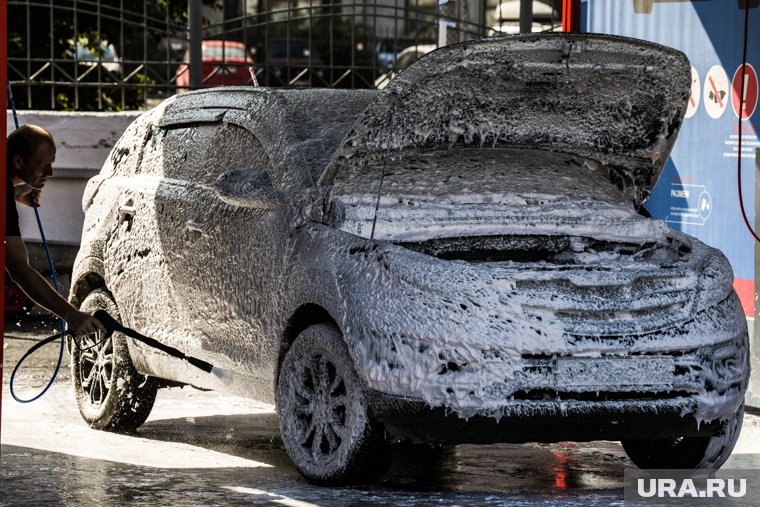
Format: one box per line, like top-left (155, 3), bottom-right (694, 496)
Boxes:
top-left (370, 100), bottom-right (397, 240)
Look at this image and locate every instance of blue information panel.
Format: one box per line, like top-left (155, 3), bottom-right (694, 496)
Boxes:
top-left (582, 0), bottom-right (760, 317)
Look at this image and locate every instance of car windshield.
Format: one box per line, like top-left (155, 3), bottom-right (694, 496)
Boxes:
top-left (329, 147), bottom-right (657, 243)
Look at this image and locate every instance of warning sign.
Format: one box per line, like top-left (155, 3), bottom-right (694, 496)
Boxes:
top-left (732, 63), bottom-right (758, 121)
top-left (685, 66), bottom-right (700, 119)
top-left (704, 65), bottom-right (729, 119)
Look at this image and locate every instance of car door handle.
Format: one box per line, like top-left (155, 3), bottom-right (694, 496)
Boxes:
top-left (118, 200), bottom-right (135, 224)
top-left (185, 220), bottom-right (209, 240)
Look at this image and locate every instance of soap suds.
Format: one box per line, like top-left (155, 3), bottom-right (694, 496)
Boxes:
top-left (70, 35), bottom-right (747, 442)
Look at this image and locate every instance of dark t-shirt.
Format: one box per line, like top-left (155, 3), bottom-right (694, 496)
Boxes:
top-left (6, 174), bottom-right (21, 237)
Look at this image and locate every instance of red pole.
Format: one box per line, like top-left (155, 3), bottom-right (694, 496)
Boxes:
top-left (562, 0), bottom-right (581, 32)
top-left (1, 0), bottom-right (8, 450)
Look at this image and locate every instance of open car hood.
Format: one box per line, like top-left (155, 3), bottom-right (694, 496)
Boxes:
top-left (319, 34), bottom-right (691, 207)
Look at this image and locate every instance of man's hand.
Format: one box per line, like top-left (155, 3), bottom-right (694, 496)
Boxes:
top-left (66, 310), bottom-right (107, 336)
top-left (14, 183), bottom-right (41, 207)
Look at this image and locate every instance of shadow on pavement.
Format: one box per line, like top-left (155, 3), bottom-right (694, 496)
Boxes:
top-left (0, 443), bottom-right (626, 506)
top-left (135, 411), bottom-right (630, 494)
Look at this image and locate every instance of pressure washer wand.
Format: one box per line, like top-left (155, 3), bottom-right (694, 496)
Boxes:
top-left (10, 310), bottom-right (228, 402)
top-left (93, 311), bottom-right (214, 373)
top-left (90, 312), bottom-right (235, 383)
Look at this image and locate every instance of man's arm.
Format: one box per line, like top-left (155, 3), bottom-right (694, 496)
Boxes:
top-left (6, 236), bottom-right (105, 335)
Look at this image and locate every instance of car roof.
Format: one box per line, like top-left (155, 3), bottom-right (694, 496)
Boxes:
top-left (155, 87), bottom-right (377, 185)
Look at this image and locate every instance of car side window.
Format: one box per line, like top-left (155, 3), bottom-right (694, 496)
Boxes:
top-left (139, 121), bottom-right (272, 186)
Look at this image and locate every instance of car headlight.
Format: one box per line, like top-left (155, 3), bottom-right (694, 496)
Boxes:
top-left (695, 249), bottom-right (734, 311)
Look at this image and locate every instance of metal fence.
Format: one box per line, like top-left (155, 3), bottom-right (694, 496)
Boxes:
top-left (7, 0), bottom-right (562, 111)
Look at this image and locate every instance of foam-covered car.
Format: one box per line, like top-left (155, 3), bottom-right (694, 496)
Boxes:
top-left (70, 34), bottom-right (749, 484)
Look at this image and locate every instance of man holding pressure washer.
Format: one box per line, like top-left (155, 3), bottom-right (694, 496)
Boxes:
top-left (5, 125), bottom-right (105, 336)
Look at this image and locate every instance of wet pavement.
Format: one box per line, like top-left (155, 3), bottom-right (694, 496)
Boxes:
top-left (3, 322), bottom-right (760, 506)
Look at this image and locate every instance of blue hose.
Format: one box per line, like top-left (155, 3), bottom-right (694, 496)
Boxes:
top-left (7, 80), bottom-right (68, 403)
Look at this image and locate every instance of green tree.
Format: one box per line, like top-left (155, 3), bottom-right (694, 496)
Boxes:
top-left (7, 1), bottom-right (208, 110)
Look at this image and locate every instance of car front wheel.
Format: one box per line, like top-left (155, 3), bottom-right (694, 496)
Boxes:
top-left (622, 403), bottom-right (744, 469)
top-left (71, 288), bottom-right (157, 432)
top-left (277, 323), bottom-right (392, 485)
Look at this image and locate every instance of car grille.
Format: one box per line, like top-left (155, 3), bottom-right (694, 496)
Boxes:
top-left (515, 273), bottom-right (698, 336)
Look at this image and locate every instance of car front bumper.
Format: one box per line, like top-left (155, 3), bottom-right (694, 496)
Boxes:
top-left (353, 291), bottom-right (749, 433)
top-left (368, 392), bottom-right (732, 445)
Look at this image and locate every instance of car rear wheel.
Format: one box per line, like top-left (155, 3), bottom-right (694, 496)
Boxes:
top-left (71, 288), bottom-right (158, 432)
top-left (621, 403), bottom-right (744, 469)
top-left (277, 323), bottom-right (393, 485)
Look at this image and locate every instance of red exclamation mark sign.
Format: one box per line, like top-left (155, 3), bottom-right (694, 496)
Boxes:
top-left (732, 64), bottom-right (758, 120)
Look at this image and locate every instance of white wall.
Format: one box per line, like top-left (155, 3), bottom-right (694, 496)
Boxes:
top-left (7, 111), bottom-right (142, 245)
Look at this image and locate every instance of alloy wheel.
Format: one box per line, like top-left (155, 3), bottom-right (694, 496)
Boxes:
top-left (293, 354), bottom-right (348, 461)
top-left (77, 332), bottom-right (114, 407)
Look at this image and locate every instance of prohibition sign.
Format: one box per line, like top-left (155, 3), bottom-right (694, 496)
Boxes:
top-left (685, 66), bottom-right (700, 119)
top-left (732, 63), bottom-right (758, 120)
top-left (704, 65), bottom-right (729, 119)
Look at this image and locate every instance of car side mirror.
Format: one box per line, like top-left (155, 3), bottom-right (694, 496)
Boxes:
top-left (213, 168), bottom-right (281, 210)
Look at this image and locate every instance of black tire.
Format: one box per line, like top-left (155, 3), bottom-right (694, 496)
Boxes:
top-left (71, 288), bottom-right (158, 432)
top-left (277, 323), bottom-right (393, 485)
top-left (622, 403), bottom-right (744, 469)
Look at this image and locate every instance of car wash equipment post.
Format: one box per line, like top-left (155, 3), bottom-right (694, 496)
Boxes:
top-left (519, 0), bottom-right (533, 34)
top-left (1, 8), bottom-right (8, 452)
top-left (189, 0), bottom-right (203, 88)
top-left (6, 80), bottom-right (68, 403)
